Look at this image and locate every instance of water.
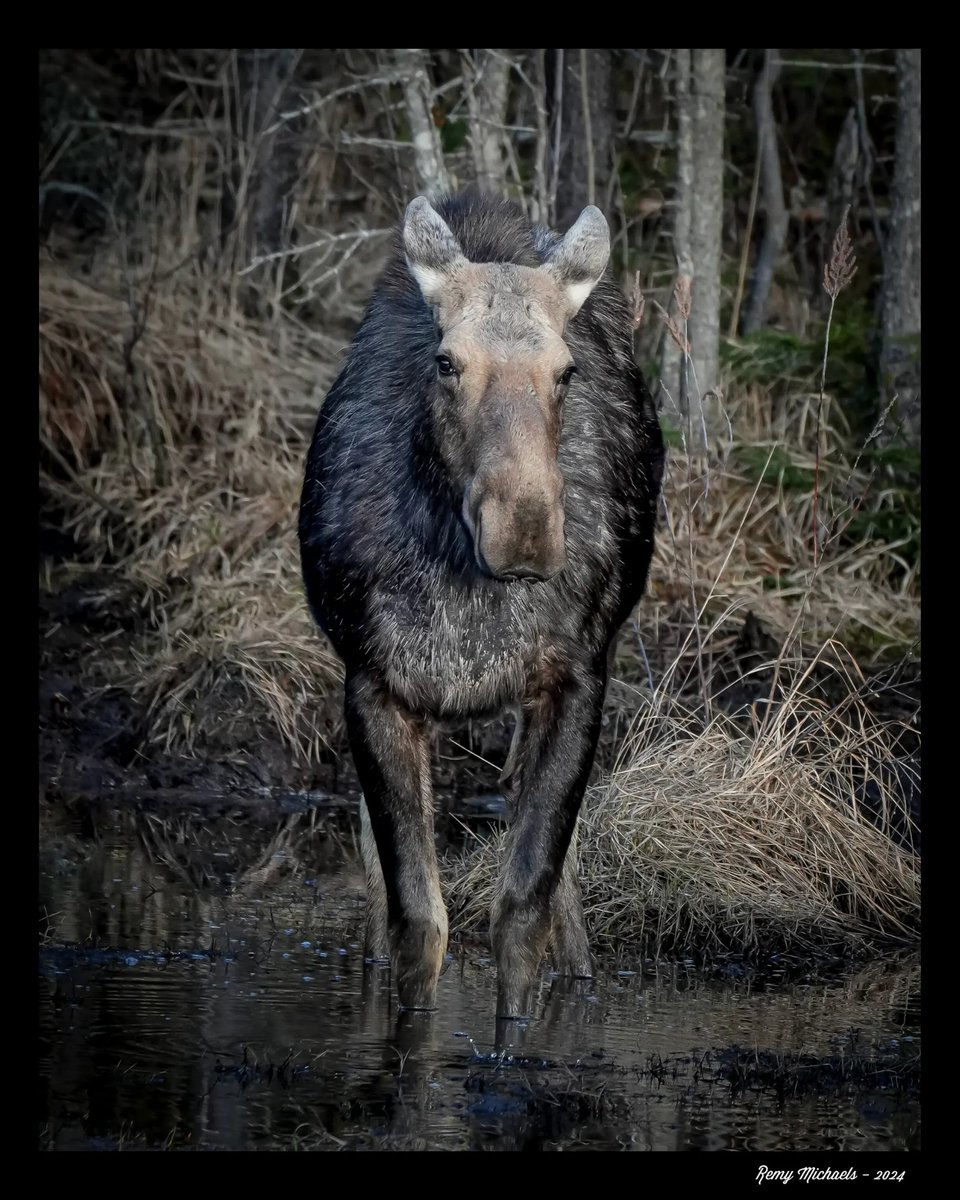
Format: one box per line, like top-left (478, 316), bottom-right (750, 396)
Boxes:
top-left (39, 800), bottom-right (920, 1151)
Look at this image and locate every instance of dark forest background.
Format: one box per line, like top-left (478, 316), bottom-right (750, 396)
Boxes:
top-left (39, 47), bottom-right (919, 817)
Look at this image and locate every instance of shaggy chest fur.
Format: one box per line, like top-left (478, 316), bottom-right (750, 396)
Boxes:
top-left (365, 570), bottom-right (554, 718)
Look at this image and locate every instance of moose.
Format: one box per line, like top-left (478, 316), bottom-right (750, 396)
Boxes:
top-left (300, 190), bottom-right (664, 1018)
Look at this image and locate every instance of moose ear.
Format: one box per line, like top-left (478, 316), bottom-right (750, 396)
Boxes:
top-left (403, 196), bottom-right (466, 306)
top-left (544, 205), bottom-right (610, 318)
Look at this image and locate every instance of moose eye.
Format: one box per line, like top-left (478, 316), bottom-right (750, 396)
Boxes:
top-left (436, 355), bottom-right (458, 377)
top-left (558, 365), bottom-right (577, 388)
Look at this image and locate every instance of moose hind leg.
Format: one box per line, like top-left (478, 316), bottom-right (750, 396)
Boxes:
top-left (346, 673), bottom-right (447, 1010)
top-left (491, 667), bottom-right (605, 1018)
top-left (550, 836), bottom-right (593, 978)
top-left (360, 797), bottom-right (389, 961)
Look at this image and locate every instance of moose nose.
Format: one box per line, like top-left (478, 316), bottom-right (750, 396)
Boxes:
top-left (466, 457), bottom-right (566, 583)
top-left (470, 491), bottom-right (566, 581)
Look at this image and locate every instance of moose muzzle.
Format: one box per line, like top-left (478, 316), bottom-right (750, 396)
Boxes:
top-left (465, 461), bottom-right (566, 582)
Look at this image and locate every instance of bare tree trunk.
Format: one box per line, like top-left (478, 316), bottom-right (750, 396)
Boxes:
top-left (742, 50), bottom-right (788, 335)
top-left (247, 50), bottom-right (301, 256)
top-left (530, 50), bottom-right (551, 223)
top-left (464, 50), bottom-right (511, 193)
top-left (228, 50), bottom-right (303, 316)
top-left (671, 49), bottom-right (694, 413)
top-left (685, 49), bottom-right (726, 448)
top-left (397, 49), bottom-right (451, 197)
top-left (826, 106), bottom-right (860, 261)
top-left (552, 49), bottom-right (616, 231)
top-left (673, 50), bottom-right (693, 267)
top-left (879, 49), bottom-right (921, 445)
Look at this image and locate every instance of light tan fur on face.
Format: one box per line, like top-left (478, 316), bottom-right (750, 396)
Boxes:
top-left (402, 198), bottom-right (610, 580)
top-left (432, 264), bottom-right (574, 580)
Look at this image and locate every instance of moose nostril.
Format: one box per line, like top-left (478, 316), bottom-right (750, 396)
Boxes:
top-left (461, 480), bottom-right (479, 538)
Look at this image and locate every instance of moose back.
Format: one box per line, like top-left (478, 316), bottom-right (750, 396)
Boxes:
top-left (299, 191), bottom-right (664, 1017)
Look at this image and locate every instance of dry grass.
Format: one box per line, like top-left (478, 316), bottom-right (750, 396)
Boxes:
top-left (39, 61), bottom-right (919, 952)
top-left (40, 241), bottom-right (347, 763)
top-left (641, 392), bottom-right (918, 678)
top-left (40, 53), bottom-right (398, 764)
top-left (447, 653), bottom-right (919, 953)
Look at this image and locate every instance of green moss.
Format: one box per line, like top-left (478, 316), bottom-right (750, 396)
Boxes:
top-left (736, 444), bottom-right (815, 491)
top-left (839, 442), bottom-right (920, 572)
top-left (722, 330), bottom-right (820, 388)
top-left (762, 574), bottom-right (799, 591)
top-left (440, 118), bottom-right (468, 155)
top-left (660, 422), bottom-right (685, 450)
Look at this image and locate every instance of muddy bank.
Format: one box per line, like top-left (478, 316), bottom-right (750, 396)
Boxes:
top-left (39, 799), bottom-right (920, 1152)
top-left (39, 571), bottom-right (920, 824)
top-left (39, 569), bottom-right (525, 804)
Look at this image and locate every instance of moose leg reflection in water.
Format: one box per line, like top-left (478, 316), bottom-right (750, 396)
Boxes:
top-left (300, 189), bottom-right (664, 1017)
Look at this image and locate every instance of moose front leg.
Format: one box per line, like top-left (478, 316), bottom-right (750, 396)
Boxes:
top-left (345, 672), bottom-right (448, 1010)
top-left (491, 664), bottom-right (606, 1018)
top-left (500, 708), bottom-right (592, 981)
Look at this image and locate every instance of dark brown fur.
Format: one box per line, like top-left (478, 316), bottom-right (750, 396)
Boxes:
top-left (300, 191), bottom-right (664, 1015)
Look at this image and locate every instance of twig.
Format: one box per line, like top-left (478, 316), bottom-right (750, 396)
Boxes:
top-left (264, 72), bottom-right (411, 134)
top-left (239, 227), bottom-right (390, 276)
top-left (550, 50), bottom-right (564, 227)
top-left (579, 50), bottom-right (596, 208)
top-left (780, 58), bottom-right (896, 73)
top-left (729, 130), bottom-right (761, 338)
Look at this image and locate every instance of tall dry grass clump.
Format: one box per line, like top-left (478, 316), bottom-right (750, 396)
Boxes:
top-left (447, 652), bottom-right (919, 954)
top-left (41, 254), bottom-right (343, 762)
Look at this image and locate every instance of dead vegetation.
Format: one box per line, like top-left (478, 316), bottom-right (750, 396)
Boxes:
top-left (448, 653), bottom-right (919, 954)
top-left (40, 231), bottom-right (346, 766)
top-left (39, 49), bottom-right (919, 956)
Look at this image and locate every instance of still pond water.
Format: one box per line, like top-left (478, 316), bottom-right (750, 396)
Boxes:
top-left (39, 798), bottom-right (919, 1152)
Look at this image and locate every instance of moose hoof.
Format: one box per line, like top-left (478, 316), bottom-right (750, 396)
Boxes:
top-left (555, 961), bottom-right (593, 980)
top-left (496, 985), bottom-right (534, 1020)
top-left (395, 968), bottom-right (441, 1013)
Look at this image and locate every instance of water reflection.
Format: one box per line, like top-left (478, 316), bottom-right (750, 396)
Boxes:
top-left (39, 801), bottom-right (920, 1151)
